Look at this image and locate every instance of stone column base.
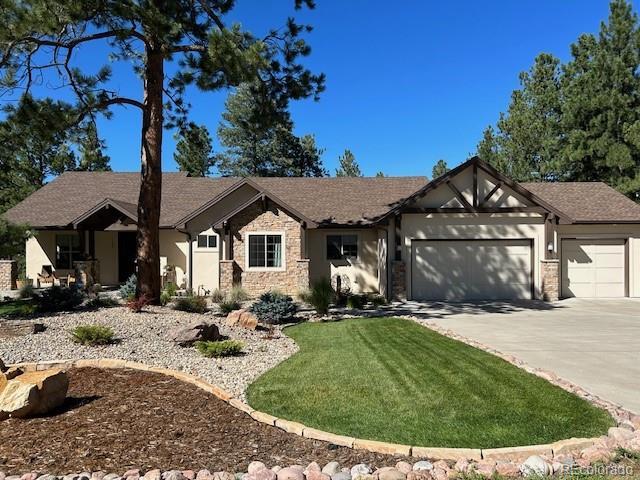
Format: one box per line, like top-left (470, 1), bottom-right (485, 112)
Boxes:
top-left (296, 259), bottom-right (310, 291)
top-left (0, 260), bottom-right (17, 290)
top-left (541, 259), bottom-right (560, 301)
top-left (391, 260), bottom-right (406, 301)
top-left (220, 260), bottom-right (241, 293)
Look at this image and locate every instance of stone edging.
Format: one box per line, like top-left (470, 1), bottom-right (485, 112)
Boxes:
top-left (9, 358), bottom-right (637, 465)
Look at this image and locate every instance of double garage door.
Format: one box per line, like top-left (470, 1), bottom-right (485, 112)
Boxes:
top-left (561, 239), bottom-right (626, 298)
top-left (411, 240), bottom-right (532, 301)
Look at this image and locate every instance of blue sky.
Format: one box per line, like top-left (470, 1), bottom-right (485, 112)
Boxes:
top-left (13, 0), bottom-right (634, 177)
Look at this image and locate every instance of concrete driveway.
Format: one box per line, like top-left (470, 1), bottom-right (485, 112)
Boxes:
top-left (385, 298), bottom-right (640, 414)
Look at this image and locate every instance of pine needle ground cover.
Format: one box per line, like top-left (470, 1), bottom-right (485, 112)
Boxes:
top-left (247, 317), bottom-right (613, 448)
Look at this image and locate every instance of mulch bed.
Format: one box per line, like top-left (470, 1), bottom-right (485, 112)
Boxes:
top-left (0, 368), bottom-right (406, 474)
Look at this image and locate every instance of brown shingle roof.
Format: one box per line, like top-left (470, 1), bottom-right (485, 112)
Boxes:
top-left (3, 173), bottom-right (428, 228)
top-left (250, 176), bottom-right (428, 225)
top-left (522, 182), bottom-right (640, 223)
top-left (3, 172), bottom-right (239, 228)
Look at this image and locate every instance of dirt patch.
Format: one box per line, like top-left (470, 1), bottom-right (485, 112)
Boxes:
top-left (0, 368), bottom-right (406, 474)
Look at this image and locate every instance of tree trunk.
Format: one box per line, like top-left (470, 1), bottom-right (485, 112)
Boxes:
top-left (136, 46), bottom-right (163, 303)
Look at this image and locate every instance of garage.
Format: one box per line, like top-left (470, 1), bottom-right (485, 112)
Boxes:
top-left (411, 239), bottom-right (533, 301)
top-left (561, 239), bottom-right (626, 298)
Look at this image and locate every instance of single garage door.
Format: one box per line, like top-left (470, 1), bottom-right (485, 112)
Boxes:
top-left (411, 239), bottom-right (532, 301)
top-left (561, 239), bottom-right (626, 298)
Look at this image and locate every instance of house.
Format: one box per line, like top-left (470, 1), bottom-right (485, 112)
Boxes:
top-left (5, 157), bottom-right (640, 301)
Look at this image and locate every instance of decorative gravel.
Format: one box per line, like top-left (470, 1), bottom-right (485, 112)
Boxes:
top-left (0, 306), bottom-right (298, 400)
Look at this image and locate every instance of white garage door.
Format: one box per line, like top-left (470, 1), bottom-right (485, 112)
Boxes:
top-left (561, 239), bottom-right (626, 298)
top-left (411, 240), bottom-right (532, 301)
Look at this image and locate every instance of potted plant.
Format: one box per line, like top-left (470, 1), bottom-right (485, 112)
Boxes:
top-left (16, 273), bottom-right (32, 290)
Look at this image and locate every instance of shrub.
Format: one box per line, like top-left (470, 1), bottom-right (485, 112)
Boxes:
top-left (173, 295), bottom-right (208, 314)
top-left (299, 278), bottom-right (334, 315)
top-left (159, 291), bottom-right (171, 306)
top-left (71, 324), bottom-right (115, 346)
top-left (18, 284), bottom-right (34, 299)
top-left (126, 295), bottom-right (150, 313)
top-left (369, 294), bottom-right (387, 308)
top-left (250, 291), bottom-right (297, 325)
top-left (85, 296), bottom-right (120, 309)
top-left (164, 282), bottom-right (178, 297)
top-left (119, 274), bottom-right (137, 300)
top-left (195, 339), bottom-right (244, 358)
top-left (210, 288), bottom-right (225, 303)
top-left (36, 286), bottom-right (86, 313)
top-left (228, 284), bottom-right (249, 303)
top-left (346, 294), bottom-right (365, 310)
top-left (219, 299), bottom-right (241, 315)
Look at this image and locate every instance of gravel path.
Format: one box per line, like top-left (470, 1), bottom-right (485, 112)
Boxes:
top-left (0, 306), bottom-right (298, 400)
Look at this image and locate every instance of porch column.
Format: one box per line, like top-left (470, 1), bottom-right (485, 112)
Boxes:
top-left (0, 260), bottom-right (17, 291)
top-left (391, 260), bottom-right (407, 301)
top-left (541, 259), bottom-right (560, 301)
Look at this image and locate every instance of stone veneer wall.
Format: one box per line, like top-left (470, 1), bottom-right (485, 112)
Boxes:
top-left (219, 260), bottom-right (241, 293)
top-left (541, 259), bottom-right (560, 301)
top-left (0, 260), bottom-right (17, 291)
top-left (391, 260), bottom-right (406, 300)
top-left (229, 201), bottom-right (305, 297)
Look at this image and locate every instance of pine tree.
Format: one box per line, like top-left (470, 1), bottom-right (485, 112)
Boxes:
top-left (432, 159), bottom-right (449, 178)
top-left (77, 122), bottom-right (111, 172)
top-left (375, 171), bottom-right (385, 177)
top-left (174, 123), bottom-right (215, 177)
top-left (216, 82), bottom-right (326, 177)
top-left (1, 1), bottom-right (324, 300)
top-left (335, 149), bottom-right (362, 177)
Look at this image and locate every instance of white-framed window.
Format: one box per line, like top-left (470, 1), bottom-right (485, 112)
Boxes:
top-left (197, 234), bottom-right (217, 249)
top-left (246, 232), bottom-right (285, 270)
top-left (56, 233), bottom-right (82, 269)
top-left (327, 234), bottom-right (358, 260)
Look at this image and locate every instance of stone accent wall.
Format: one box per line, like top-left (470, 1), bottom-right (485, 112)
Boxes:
top-left (219, 260), bottom-right (241, 293)
top-left (0, 260), bottom-right (17, 291)
top-left (391, 260), bottom-right (406, 300)
top-left (541, 259), bottom-right (560, 301)
top-left (229, 201), bottom-right (304, 297)
top-left (296, 259), bottom-right (310, 291)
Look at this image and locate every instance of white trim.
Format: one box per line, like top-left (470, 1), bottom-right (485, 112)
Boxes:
top-left (325, 231), bottom-right (360, 262)
top-left (244, 231), bottom-right (286, 272)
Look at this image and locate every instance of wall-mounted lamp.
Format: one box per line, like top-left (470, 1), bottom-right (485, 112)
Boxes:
top-left (547, 242), bottom-right (554, 253)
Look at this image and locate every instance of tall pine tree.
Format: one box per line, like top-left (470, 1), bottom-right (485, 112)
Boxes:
top-left (432, 159), bottom-right (449, 178)
top-left (174, 123), bottom-right (215, 177)
top-left (77, 122), bottom-right (111, 172)
top-left (335, 149), bottom-right (362, 177)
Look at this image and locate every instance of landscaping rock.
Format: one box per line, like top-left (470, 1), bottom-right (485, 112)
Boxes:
top-left (226, 310), bottom-right (259, 330)
top-left (350, 465), bottom-right (371, 479)
top-left (0, 369), bottom-right (68, 418)
top-left (163, 471), bottom-right (186, 480)
top-left (330, 472), bottom-right (351, 480)
top-left (248, 463), bottom-right (266, 475)
top-left (195, 472), bottom-right (213, 480)
top-left (305, 472), bottom-right (329, 480)
top-left (182, 470), bottom-right (195, 480)
top-left (144, 471), bottom-right (161, 480)
top-left (520, 456), bottom-right (551, 477)
top-left (167, 322), bottom-right (220, 346)
top-left (495, 462), bottom-right (520, 477)
top-left (91, 471), bottom-right (107, 480)
top-left (246, 470), bottom-right (275, 480)
top-left (411, 462), bottom-right (432, 472)
top-left (405, 473), bottom-right (429, 480)
top-left (394, 463), bottom-right (411, 475)
top-left (322, 463), bottom-right (341, 477)
top-left (453, 460), bottom-right (469, 474)
top-left (608, 426), bottom-right (635, 443)
top-left (375, 468), bottom-right (405, 480)
top-left (430, 469), bottom-right (447, 480)
top-left (305, 463), bottom-right (321, 474)
top-left (473, 460), bottom-right (496, 478)
top-left (275, 468), bottom-right (303, 480)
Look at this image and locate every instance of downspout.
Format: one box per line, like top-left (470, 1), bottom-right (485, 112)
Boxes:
top-left (179, 230), bottom-right (193, 292)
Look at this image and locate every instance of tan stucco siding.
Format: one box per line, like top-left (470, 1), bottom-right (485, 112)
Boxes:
top-left (26, 231), bottom-right (59, 284)
top-left (557, 224), bottom-right (640, 297)
top-left (159, 229), bottom-right (188, 288)
top-left (307, 228), bottom-right (380, 294)
top-left (191, 227), bottom-right (220, 294)
top-left (401, 214), bottom-right (546, 299)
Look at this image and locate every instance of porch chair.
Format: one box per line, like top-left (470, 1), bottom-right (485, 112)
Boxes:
top-left (37, 265), bottom-right (59, 288)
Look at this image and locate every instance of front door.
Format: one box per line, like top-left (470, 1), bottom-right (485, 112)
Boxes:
top-left (118, 232), bottom-right (137, 282)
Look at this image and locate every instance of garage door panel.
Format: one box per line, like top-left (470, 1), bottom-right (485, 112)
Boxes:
top-left (412, 240), bottom-right (532, 301)
top-left (562, 239), bottom-right (625, 298)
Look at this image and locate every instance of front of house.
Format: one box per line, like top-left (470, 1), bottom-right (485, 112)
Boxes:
top-left (6, 157), bottom-right (640, 301)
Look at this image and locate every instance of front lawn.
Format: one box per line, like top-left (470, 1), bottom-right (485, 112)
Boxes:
top-left (0, 298), bottom-right (36, 317)
top-left (247, 317), bottom-right (613, 448)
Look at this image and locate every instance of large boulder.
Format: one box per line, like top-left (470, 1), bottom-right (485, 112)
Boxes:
top-left (0, 369), bottom-right (69, 419)
top-left (167, 322), bottom-right (221, 346)
top-left (226, 309), bottom-right (258, 330)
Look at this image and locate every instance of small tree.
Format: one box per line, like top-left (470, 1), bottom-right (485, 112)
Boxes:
top-left (174, 123), bottom-right (215, 177)
top-left (335, 149), bottom-right (362, 177)
top-left (77, 122), bottom-right (111, 172)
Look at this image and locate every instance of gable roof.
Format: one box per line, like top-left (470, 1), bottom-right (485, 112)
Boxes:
top-left (522, 182), bottom-right (640, 223)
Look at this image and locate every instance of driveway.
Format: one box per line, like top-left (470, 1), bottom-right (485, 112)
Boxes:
top-left (383, 298), bottom-right (640, 414)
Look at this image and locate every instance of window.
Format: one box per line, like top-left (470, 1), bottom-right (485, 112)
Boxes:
top-left (56, 234), bottom-right (81, 269)
top-left (197, 234), bottom-right (217, 248)
top-left (247, 233), bottom-right (283, 269)
top-left (327, 234), bottom-right (358, 260)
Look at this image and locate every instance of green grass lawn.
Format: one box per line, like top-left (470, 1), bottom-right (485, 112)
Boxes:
top-left (0, 298), bottom-right (36, 317)
top-left (247, 317), bottom-right (614, 448)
